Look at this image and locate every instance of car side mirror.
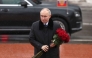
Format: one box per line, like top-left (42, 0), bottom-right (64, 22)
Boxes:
top-left (20, 1), bottom-right (28, 8)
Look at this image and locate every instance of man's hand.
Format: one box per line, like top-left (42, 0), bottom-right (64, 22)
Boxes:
top-left (50, 42), bottom-right (56, 48)
top-left (41, 45), bottom-right (49, 52)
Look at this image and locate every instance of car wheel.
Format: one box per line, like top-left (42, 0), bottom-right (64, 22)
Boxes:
top-left (52, 17), bottom-right (68, 32)
top-left (52, 17), bottom-right (71, 36)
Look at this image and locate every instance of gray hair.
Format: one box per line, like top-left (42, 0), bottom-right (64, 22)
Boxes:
top-left (40, 8), bottom-right (51, 15)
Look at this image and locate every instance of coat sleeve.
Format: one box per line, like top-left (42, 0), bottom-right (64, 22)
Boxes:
top-left (29, 24), bottom-right (43, 50)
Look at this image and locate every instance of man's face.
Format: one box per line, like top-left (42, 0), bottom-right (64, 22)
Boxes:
top-left (40, 11), bottom-right (51, 23)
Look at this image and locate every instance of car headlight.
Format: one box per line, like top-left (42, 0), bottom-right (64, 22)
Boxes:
top-left (74, 12), bottom-right (80, 17)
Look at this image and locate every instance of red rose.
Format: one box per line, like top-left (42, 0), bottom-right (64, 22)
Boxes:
top-left (56, 28), bottom-right (70, 43)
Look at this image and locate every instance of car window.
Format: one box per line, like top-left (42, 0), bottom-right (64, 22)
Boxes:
top-left (1, 0), bottom-right (23, 4)
top-left (0, 0), bottom-right (33, 6)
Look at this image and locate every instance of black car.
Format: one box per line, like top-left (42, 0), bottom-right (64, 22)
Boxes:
top-left (0, 0), bottom-right (82, 41)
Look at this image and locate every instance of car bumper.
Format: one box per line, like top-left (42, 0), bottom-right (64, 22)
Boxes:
top-left (71, 21), bottom-right (82, 33)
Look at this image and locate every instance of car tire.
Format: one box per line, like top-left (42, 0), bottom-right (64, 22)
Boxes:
top-left (52, 17), bottom-right (69, 33)
top-left (52, 17), bottom-right (71, 36)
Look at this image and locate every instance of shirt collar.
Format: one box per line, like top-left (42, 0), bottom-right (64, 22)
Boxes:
top-left (44, 22), bottom-right (48, 25)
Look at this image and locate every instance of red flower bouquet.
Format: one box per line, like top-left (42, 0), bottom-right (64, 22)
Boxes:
top-left (52, 28), bottom-right (70, 45)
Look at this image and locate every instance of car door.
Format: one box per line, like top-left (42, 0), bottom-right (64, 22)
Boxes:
top-left (0, 0), bottom-right (35, 27)
top-left (0, 0), bottom-right (37, 35)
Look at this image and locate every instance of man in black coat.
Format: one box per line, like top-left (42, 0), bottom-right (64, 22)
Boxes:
top-left (29, 8), bottom-right (61, 58)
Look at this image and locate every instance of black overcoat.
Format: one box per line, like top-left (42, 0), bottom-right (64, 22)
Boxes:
top-left (29, 19), bottom-right (61, 58)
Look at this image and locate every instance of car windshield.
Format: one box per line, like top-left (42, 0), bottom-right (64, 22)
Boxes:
top-left (0, 0), bottom-right (22, 4)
